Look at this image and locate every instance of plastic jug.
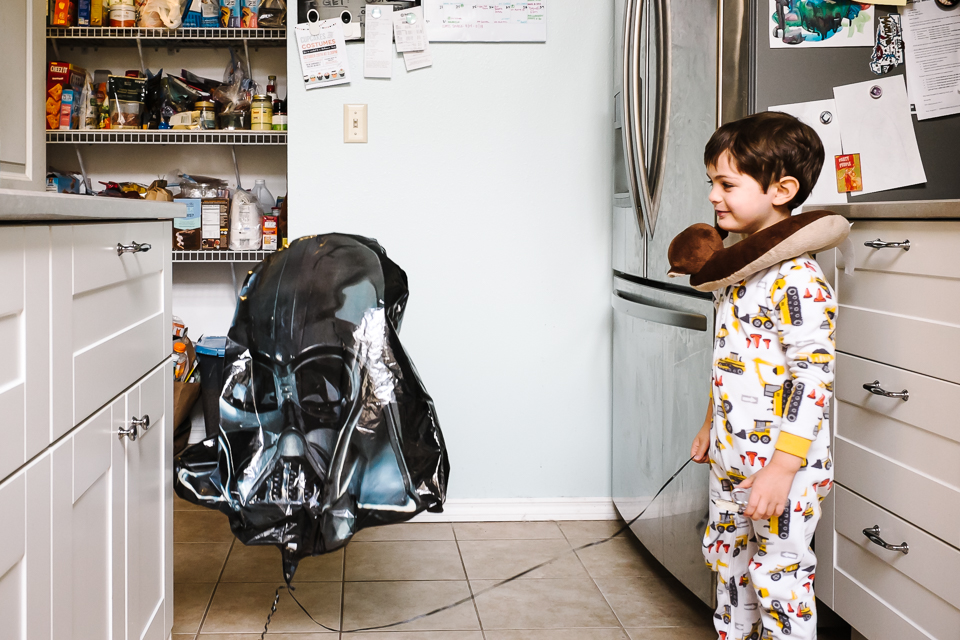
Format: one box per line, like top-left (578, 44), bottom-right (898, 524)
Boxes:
top-left (251, 179), bottom-right (275, 212)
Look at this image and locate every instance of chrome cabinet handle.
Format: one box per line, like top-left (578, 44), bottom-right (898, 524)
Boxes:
top-left (118, 415), bottom-right (150, 441)
top-left (863, 239), bottom-right (910, 251)
top-left (863, 525), bottom-right (909, 554)
top-left (117, 241), bottom-right (152, 256)
top-left (863, 380), bottom-right (909, 401)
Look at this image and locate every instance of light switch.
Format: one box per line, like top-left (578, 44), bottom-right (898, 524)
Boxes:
top-left (344, 104), bottom-right (368, 143)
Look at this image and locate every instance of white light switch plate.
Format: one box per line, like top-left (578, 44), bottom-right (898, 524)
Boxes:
top-left (344, 104), bottom-right (368, 143)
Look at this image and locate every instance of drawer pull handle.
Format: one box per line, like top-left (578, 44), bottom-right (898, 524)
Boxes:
top-left (117, 241), bottom-right (152, 256)
top-left (863, 380), bottom-right (909, 401)
top-left (863, 238), bottom-right (910, 251)
top-left (118, 415), bottom-right (150, 441)
top-left (863, 525), bottom-right (909, 554)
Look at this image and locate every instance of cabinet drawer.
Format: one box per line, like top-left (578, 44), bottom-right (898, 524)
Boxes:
top-left (836, 221), bottom-right (960, 383)
top-left (835, 353), bottom-right (960, 489)
top-left (834, 485), bottom-right (960, 639)
top-left (835, 434), bottom-right (960, 548)
top-left (73, 222), bottom-right (165, 295)
top-left (51, 223), bottom-right (170, 436)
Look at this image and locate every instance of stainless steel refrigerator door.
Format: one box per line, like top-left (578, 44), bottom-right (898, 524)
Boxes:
top-left (611, 276), bottom-right (715, 606)
top-left (636, 0), bottom-right (719, 287)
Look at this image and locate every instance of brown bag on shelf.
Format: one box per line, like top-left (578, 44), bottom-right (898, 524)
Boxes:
top-left (172, 336), bottom-right (200, 429)
top-left (144, 179), bottom-right (174, 202)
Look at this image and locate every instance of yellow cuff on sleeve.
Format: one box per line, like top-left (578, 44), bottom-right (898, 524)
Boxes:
top-left (775, 432), bottom-right (813, 459)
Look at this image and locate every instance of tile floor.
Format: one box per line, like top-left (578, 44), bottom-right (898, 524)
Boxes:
top-left (173, 495), bottom-right (850, 640)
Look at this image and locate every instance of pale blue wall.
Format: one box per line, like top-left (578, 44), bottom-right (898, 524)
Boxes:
top-left (287, 2), bottom-right (616, 499)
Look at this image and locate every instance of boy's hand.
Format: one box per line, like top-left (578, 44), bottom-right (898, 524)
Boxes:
top-left (690, 422), bottom-right (711, 464)
top-left (738, 451), bottom-right (802, 521)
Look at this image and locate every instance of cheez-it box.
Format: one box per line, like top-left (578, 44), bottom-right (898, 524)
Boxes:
top-left (46, 61), bottom-right (86, 130)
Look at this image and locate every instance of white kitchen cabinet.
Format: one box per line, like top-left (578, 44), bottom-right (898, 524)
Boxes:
top-left (0, 0), bottom-right (46, 191)
top-left (0, 207), bottom-right (176, 640)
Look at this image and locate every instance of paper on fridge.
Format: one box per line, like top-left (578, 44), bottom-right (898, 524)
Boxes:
top-left (901, 0), bottom-right (960, 120)
top-left (832, 76), bottom-right (926, 195)
top-left (403, 46), bottom-right (433, 71)
top-left (769, 0), bottom-right (875, 48)
top-left (295, 18), bottom-right (351, 89)
top-left (364, 4), bottom-right (395, 78)
top-left (769, 99), bottom-right (847, 206)
top-left (394, 6), bottom-right (428, 53)
top-left (424, 1), bottom-right (546, 42)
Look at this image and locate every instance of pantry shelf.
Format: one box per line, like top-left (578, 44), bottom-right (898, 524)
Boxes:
top-left (173, 250), bottom-right (275, 263)
top-left (46, 27), bottom-right (287, 48)
top-left (46, 130), bottom-right (287, 145)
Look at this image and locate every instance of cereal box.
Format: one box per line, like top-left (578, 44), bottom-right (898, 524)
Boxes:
top-left (51, 0), bottom-right (77, 27)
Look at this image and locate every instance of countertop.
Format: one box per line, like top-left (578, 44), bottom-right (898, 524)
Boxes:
top-left (0, 188), bottom-right (186, 221)
top-left (804, 200), bottom-right (960, 220)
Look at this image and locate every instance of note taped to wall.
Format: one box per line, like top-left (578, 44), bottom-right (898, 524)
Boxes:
top-left (900, 0), bottom-right (960, 120)
top-left (424, 1), bottom-right (546, 42)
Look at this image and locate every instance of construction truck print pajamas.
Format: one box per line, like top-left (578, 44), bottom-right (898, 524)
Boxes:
top-left (704, 255), bottom-right (835, 640)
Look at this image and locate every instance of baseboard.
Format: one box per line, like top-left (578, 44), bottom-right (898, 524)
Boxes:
top-left (411, 498), bottom-right (619, 522)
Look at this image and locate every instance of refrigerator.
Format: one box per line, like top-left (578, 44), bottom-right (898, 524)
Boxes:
top-left (612, 0), bottom-right (960, 608)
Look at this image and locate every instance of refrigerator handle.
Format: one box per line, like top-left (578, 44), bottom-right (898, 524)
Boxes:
top-left (647, 0), bottom-right (672, 236)
top-left (629, 0), bottom-right (654, 237)
top-left (620, 0), bottom-right (645, 237)
top-left (612, 291), bottom-right (708, 332)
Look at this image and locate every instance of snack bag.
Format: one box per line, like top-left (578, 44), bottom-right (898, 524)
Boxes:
top-left (219, 0), bottom-right (240, 27)
top-left (241, 0), bottom-right (259, 27)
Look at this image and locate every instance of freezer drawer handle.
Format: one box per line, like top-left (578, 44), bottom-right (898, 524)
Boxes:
top-left (863, 525), bottom-right (909, 554)
top-left (117, 241), bottom-right (152, 256)
top-left (863, 239), bottom-right (910, 251)
top-left (118, 415), bottom-right (150, 441)
top-left (863, 380), bottom-right (909, 401)
top-left (612, 291), bottom-right (707, 331)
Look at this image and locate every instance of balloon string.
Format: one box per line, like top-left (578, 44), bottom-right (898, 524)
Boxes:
top-left (261, 456), bottom-right (697, 637)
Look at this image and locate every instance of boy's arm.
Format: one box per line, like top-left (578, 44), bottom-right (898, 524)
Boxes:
top-left (770, 261), bottom-right (837, 458)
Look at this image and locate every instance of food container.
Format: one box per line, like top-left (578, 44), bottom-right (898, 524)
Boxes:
top-left (218, 111), bottom-right (249, 130)
top-left (107, 75), bottom-right (146, 129)
top-left (196, 101), bottom-right (217, 130)
top-left (271, 112), bottom-right (288, 131)
top-left (201, 198), bottom-right (230, 249)
top-left (262, 214), bottom-right (278, 250)
top-left (110, 0), bottom-right (136, 26)
top-left (250, 95), bottom-right (273, 131)
top-left (52, 0), bottom-right (78, 26)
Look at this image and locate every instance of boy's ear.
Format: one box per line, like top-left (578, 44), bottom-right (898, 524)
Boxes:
top-left (771, 175), bottom-right (800, 206)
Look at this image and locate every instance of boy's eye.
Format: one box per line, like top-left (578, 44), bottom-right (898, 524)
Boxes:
top-left (723, 183), bottom-right (733, 189)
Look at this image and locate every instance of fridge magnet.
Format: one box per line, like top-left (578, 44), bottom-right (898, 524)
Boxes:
top-left (769, 0), bottom-right (874, 49)
top-left (836, 154), bottom-right (863, 193)
top-left (869, 14), bottom-right (904, 75)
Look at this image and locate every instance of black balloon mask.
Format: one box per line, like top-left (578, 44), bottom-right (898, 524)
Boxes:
top-left (174, 234), bottom-right (449, 583)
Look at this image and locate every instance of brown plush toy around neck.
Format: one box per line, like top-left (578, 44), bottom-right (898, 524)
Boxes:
top-left (667, 210), bottom-right (850, 292)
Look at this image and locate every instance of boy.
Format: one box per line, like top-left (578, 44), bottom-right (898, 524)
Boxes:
top-left (689, 112), bottom-right (836, 640)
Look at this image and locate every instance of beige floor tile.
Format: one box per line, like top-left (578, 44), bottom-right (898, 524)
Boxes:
top-left (471, 577), bottom-right (620, 629)
top-left (625, 628), bottom-right (716, 640)
top-left (347, 633), bottom-right (484, 640)
top-left (458, 539), bottom-right (587, 580)
top-left (345, 541), bottom-right (465, 581)
top-left (485, 630), bottom-right (630, 640)
top-left (558, 520), bottom-right (630, 541)
top-left (174, 543), bottom-right (231, 583)
top-left (352, 523), bottom-right (456, 541)
top-left (173, 582), bottom-right (216, 634)
top-left (174, 493), bottom-right (206, 511)
top-left (594, 576), bottom-right (714, 628)
top-left (342, 581), bottom-right (480, 632)
top-left (173, 635), bottom-right (197, 639)
top-left (453, 522), bottom-right (564, 540)
top-left (572, 537), bottom-right (659, 578)
top-left (196, 635), bottom-right (333, 639)
top-left (220, 543), bottom-right (342, 583)
top-left (201, 582), bottom-right (339, 633)
top-left (175, 510), bottom-right (236, 543)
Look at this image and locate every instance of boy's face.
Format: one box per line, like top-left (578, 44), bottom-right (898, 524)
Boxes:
top-left (706, 152), bottom-right (792, 236)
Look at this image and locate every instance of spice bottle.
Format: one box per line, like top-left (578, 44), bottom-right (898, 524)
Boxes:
top-left (250, 95), bottom-right (273, 131)
top-left (173, 341), bottom-right (188, 380)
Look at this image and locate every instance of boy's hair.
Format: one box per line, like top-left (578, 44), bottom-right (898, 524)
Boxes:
top-left (704, 112), bottom-right (825, 210)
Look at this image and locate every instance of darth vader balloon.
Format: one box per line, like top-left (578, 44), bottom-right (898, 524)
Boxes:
top-left (175, 234), bottom-right (449, 583)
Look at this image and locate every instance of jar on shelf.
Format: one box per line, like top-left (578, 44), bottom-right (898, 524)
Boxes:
top-left (110, 0), bottom-right (137, 27)
top-left (195, 101), bottom-right (217, 130)
top-left (250, 95), bottom-right (273, 131)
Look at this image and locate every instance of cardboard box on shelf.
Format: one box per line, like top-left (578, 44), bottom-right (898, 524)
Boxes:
top-left (201, 198), bottom-right (230, 249)
top-left (51, 0), bottom-right (77, 27)
top-left (46, 61), bottom-right (86, 130)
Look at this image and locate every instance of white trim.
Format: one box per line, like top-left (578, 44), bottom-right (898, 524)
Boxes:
top-left (410, 498), bottom-right (619, 522)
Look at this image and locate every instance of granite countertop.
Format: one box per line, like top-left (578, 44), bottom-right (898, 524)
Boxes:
top-left (0, 188), bottom-right (186, 221)
top-left (805, 200), bottom-right (960, 220)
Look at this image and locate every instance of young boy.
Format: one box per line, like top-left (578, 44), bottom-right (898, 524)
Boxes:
top-left (689, 112), bottom-right (836, 640)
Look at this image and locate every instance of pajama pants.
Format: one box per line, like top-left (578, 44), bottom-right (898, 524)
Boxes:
top-left (703, 469), bottom-right (828, 640)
